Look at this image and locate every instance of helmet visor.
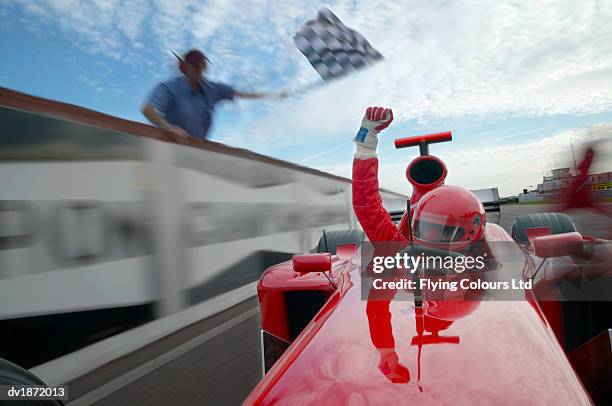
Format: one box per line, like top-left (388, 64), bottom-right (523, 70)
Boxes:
top-left (413, 212), bottom-right (467, 243)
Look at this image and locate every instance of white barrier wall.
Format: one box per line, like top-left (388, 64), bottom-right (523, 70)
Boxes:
top-left (0, 96), bottom-right (405, 371)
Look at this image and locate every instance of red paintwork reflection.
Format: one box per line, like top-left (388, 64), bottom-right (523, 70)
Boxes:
top-left (246, 264), bottom-right (591, 405)
top-left (366, 299), bottom-right (477, 386)
top-left (365, 275), bottom-right (479, 388)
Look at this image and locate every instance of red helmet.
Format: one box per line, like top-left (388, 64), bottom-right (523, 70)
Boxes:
top-left (412, 185), bottom-right (486, 251)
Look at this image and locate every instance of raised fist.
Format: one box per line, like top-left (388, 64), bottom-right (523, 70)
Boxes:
top-left (353, 106), bottom-right (394, 150)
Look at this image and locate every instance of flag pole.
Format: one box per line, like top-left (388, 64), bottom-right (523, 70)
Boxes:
top-left (288, 80), bottom-right (327, 97)
top-left (170, 49), bottom-right (183, 62)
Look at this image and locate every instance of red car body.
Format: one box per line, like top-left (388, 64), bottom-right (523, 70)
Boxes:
top-left (245, 133), bottom-right (610, 405)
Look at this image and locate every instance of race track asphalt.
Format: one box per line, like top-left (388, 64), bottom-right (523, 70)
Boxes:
top-left (66, 297), bottom-right (262, 406)
top-left (65, 204), bottom-right (612, 405)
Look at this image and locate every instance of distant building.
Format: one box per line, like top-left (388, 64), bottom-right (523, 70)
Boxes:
top-left (551, 168), bottom-right (571, 179)
top-left (519, 167), bottom-right (612, 202)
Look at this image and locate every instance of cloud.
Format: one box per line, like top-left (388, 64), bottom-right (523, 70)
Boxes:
top-left (7, 0), bottom-right (611, 122)
top-left (3, 0), bottom-right (612, 164)
top-left (77, 73), bottom-right (104, 92)
top-left (239, 1), bottom-right (612, 144)
top-left (3, 0), bottom-right (131, 60)
top-left (317, 123), bottom-right (612, 197)
top-left (3, 0), bottom-right (322, 87)
top-left (443, 123), bottom-right (612, 195)
top-left (116, 0), bottom-right (149, 41)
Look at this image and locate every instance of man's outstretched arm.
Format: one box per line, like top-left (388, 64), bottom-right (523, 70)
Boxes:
top-left (352, 106), bottom-right (407, 242)
top-left (234, 90), bottom-right (287, 100)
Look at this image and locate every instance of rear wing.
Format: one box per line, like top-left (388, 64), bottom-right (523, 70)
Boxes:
top-left (382, 187), bottom-right (501, 224)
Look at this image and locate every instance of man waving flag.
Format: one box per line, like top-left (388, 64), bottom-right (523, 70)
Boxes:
top-left (294, 7), bottom-right (384, 82)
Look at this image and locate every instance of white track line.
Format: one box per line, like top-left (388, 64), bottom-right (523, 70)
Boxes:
top-left (67, 306), bottom-right (259, 406)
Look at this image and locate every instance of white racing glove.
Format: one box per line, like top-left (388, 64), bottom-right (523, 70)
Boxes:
top-left (353, 106), bottom-right (394, 159)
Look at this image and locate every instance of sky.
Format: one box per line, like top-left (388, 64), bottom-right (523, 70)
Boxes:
top-left (1, 0), bottom-right (611, 197)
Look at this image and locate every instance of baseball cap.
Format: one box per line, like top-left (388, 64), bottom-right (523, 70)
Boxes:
top-left (183, 49), bottom-right (211, 67)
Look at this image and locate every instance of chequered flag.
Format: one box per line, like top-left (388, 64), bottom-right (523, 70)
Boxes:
top-left (294, 8), bottom-right (384, 82)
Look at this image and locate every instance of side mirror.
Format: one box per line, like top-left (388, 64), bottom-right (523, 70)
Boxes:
top-left (293, 253), bottom-right (331, 273)
top-left (533, 232), bottom-right (583, 258)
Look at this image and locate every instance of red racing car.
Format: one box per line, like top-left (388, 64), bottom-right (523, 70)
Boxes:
top-left (244, 107), bottom-right (611, 405)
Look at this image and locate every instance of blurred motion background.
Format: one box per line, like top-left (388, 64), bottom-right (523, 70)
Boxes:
top-left (0, 90), bottom-right (404, 399)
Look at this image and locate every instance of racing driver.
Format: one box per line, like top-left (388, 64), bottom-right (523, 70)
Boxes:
top-left (355, 107), bottom-right (484, 384)
top-left (352, 106), bottom-right (487, 251)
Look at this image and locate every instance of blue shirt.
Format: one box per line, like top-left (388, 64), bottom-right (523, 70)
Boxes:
top-left (147, 76), bottom-right (235, 139)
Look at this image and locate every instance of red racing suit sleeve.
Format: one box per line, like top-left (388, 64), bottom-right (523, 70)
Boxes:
top-left (352, 157), bottom-right (407, 242)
